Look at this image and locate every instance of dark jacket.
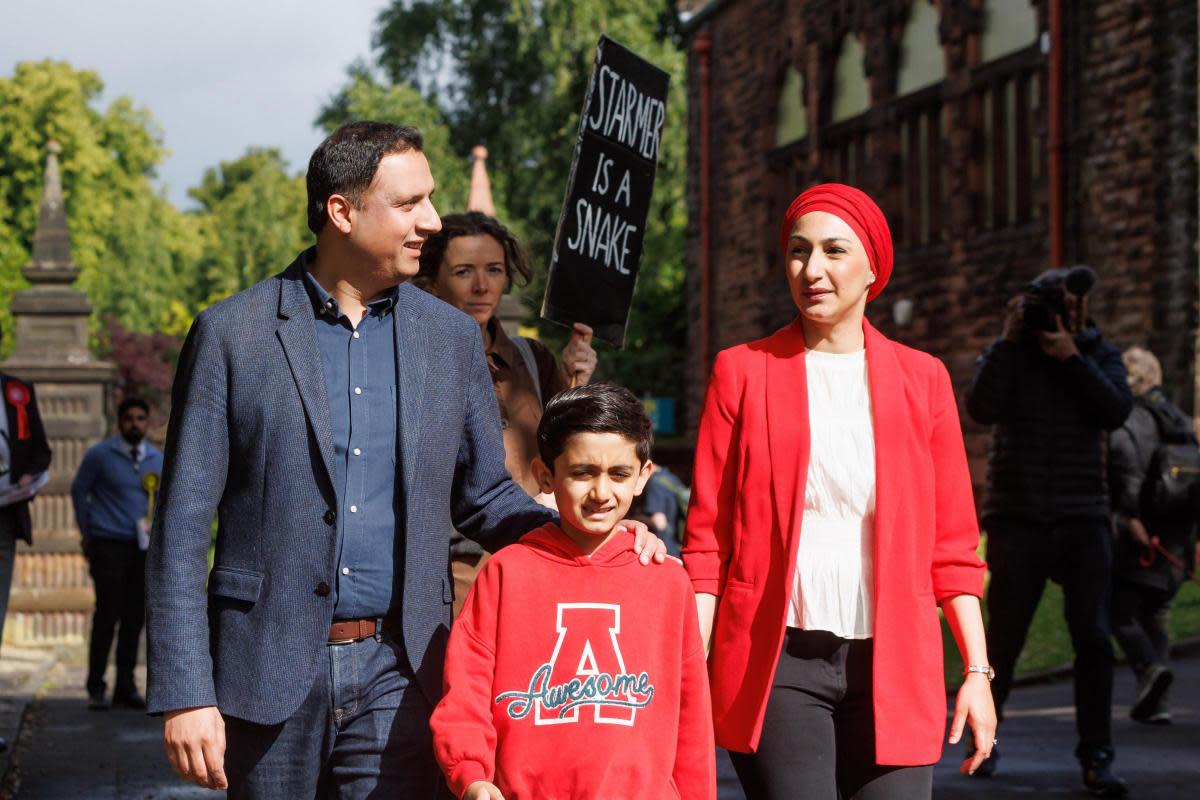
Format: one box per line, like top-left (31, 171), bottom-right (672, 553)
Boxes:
top-left (145, 255), bottom-right (555, 724)
top-left (0, 373), bottom-right (53, 543)
top-left (965, 325), bottom-right (1132, 524)
top-left (1108, 387), bottom-right (1197, 591)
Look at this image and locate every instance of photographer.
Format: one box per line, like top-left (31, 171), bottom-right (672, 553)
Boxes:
top-left (965, 266), bottom-right (1132, 797)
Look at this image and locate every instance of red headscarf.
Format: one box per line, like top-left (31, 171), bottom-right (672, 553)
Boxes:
top-left (779, 183), bottom-right (893, 303)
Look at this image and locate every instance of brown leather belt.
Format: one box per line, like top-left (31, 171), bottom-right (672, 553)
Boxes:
top-left (328, 617), bottom-right (396, 644)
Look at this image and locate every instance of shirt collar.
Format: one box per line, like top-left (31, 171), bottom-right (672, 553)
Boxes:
top-left (303, 269), bottom-right (400, 322)
top-left (484, 316), bottom-right (517, 370)
top-left (112, 437), bottom-right (147, 460)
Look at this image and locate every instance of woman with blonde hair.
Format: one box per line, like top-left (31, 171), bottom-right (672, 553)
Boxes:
top-left (1108, 346), bottom-right (1198, 724)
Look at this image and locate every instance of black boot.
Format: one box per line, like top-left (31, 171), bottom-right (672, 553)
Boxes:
top-left (1130, 663), bottom-right (1172, 722)
top-left (1079, 747), bottom-right (1128, 797)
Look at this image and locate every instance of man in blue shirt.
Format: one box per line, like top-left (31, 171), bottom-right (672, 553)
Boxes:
top-left (147, 122), bottom-right (667, 798)
top-left (72, 397), bottom-right (163, 710)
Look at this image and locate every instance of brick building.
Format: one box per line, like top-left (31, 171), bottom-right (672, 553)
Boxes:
top-left (680, 0), bottom-right (1198, 483)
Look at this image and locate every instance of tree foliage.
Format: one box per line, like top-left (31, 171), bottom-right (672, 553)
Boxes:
top-left (0, 60), bottom-right (203, 345)
top-left (318, 65), bottom-right (471, 216)
top-left (359, 0), bottom-right (688, 398)
top-left (188, 147), bottom-right (312, 306)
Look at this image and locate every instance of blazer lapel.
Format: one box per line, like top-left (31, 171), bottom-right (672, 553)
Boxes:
top-left (765, 319), bottom-right (811, 551)
top-left (275, 261), bottom-right (337, 488)
top-left (864, 320), bottom-right (904, 589)
top-left (393, 284), bottom-right (429, 500)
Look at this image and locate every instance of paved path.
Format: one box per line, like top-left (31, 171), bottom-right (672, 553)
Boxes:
top-left (932, 650), bottom-right (1199, 799)
top-left (6, 653), bottom-right (1195, 798)
top-left (715, 652), bottom-right (1199, 799)
top-left (6, 661), bottom-right (219, 800)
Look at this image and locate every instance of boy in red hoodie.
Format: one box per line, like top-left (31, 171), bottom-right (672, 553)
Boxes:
top-left (431, 383), bottom-right (716, 800)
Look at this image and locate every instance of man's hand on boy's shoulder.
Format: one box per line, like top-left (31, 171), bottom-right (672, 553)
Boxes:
top-left (464, 781), bottom-right (506, 800)
top-left (619, 518), bottom-right (669, 565)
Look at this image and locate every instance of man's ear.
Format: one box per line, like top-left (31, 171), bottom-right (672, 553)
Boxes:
top-left (327, 194), bottom-right (355, 234)
top-left (532, 457), bottom-right (554, 495)
top-left (633, 459), bottom-right (654, 496)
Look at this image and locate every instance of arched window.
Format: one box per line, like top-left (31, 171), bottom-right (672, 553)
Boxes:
top-left (980, 0), bottom-right (1038, 62)
top-left (831, 33), bottom-right (870, 123)
top-left (775, 66), bottom-right (808, 147)
top-left (897, 0), bottom-right (944, 96)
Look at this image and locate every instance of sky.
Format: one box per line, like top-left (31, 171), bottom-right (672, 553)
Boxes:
top-left (1, 0), bottom-right (391, 208)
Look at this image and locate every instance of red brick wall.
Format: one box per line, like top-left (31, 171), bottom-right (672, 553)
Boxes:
top-left (684, 0), bottom-right (1197, 493)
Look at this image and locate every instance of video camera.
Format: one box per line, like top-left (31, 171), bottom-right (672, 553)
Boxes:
top-left (1021, 265), bottom-right (1097, 338)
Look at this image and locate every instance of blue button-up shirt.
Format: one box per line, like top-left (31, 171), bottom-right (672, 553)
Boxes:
top-left (303, 270), bottom-right (400, 619)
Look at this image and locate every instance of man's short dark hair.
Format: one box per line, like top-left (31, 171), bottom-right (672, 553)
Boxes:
top-left (118, 396), bottom-right (150, 418)
top-left (306, 121), bottom-right (424, 235)
top-left (537, 383), bottom-right (653, 468)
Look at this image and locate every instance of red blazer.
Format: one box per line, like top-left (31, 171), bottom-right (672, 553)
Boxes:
top-left (682, 318), bottom-right (986, 765)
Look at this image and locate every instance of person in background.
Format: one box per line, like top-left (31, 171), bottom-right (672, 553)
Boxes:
top-left (965, 266), bottom-right (1132, 796)
top-left (639, 464), bottom-right (688, 557)
top-left (686, 183), bottom-right (994, 799)
top-left (417, 211), bottom-right (598, 615)
top-left (0, 333), bottom-right (52, 752)
top-left (1108, 346), bottom-right (1198, 725)
top-left (72, 396), bottom-right (163, 711)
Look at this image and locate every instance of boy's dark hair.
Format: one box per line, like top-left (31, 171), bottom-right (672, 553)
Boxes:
top-left (537, 383), bottom-right (653, 468)
top-left (118, 396), bottom-right (150, 418)
top-left (306, 121), bottom-right (424, 235)
top-left (416, 211), bottom-right (533, 292)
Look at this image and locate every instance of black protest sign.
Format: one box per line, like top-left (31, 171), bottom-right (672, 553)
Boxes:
top-left (542, 35), bottom-right (670, 347)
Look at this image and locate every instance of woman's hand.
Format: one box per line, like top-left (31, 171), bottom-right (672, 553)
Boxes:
top-left (561, 323), bottom-right (597, 386)
top-left (464, 781), bottom-right (506, 800)
top-left (951, 674), bottom-right (998, 775)
top-left (940, 594), bottom-right (996, 774)
top-left (1127, 517), bottom-right (1152, 549)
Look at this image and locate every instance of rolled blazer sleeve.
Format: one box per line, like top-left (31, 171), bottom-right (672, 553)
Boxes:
top-left (682, 350), bottom-right (740, 596)
top-left (929, 363), bottom-right (987, 602)
top-left (145, 311), bottom-right (230, 713)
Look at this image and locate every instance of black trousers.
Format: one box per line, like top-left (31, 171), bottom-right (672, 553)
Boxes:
top-left (1111, 580), bottom-right (1173, 678)
top-left (729, 630), bottom-right (933, 800)
top-left (984, 516), bottom-right (1115, 756)
top-left (86, 537), bottom-right (146, 696)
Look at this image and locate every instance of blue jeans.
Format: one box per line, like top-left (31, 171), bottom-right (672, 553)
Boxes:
top-left (223, 629), bottom-right (449, 799)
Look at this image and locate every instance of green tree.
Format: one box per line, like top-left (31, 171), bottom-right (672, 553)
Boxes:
top-left (188, 147), bottom-right (312, 305)
top-left (318, 65), bottom-right (471, 217)
top-left (0, 60), bottom-right (203, 344)
top-left (360, 0), bottom-right (688, 399)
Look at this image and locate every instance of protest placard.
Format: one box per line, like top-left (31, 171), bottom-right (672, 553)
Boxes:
top-left (541, 35), bottom-right (670, 347)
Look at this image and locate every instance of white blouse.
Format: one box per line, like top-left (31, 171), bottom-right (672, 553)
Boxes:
top-left (787, 348), bottom-right (877, 639)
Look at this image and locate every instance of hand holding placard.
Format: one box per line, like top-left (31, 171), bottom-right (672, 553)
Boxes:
top-left (542, 36), bottom-right (670, 347)
top-left (562, 323), bottom-right (597, 388)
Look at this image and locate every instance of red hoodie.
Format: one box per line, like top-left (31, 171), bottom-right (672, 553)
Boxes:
top-left (431, 523), bottom-right (715, 800)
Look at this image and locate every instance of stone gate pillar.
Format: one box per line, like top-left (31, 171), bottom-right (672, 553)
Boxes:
top-left (2, 141), bottom-right (117, 645)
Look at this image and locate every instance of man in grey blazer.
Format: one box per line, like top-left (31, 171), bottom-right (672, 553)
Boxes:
top-left (146, 122), bottom-right (663, 797)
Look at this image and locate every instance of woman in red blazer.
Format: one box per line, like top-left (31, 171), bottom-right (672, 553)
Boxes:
top-left (684, 184), bottom-right (996, 799)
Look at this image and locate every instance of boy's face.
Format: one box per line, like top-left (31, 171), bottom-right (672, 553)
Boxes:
top-left (534, 432), bottom-right (652, 547)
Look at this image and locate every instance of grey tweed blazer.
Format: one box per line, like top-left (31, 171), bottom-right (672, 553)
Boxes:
top-left (145, 252), bottom-right (553, 724)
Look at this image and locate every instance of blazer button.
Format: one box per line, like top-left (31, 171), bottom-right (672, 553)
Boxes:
top-left (323, 509), bottom-right (336, 525)
top-left (314, 582), bottom-right (331, 597)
